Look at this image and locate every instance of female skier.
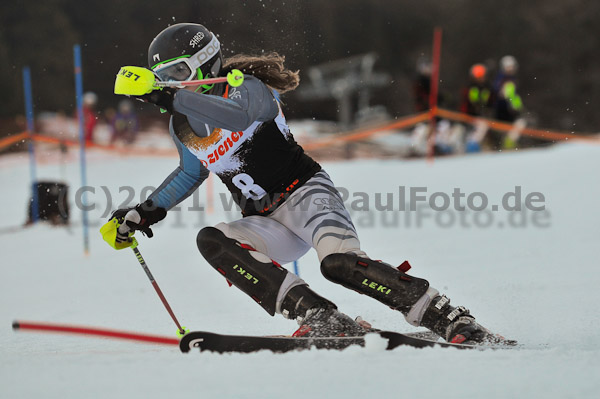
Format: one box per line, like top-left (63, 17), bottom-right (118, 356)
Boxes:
top-left (109, 23), bottom-right (507, 345)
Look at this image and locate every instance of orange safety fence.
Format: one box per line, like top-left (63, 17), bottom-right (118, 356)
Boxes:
top-left (0, 131), bottom-right (177, 157)
top-left (0, 131), bottom-right (29, 151)
top-left (302, 108), bottom-right (598, 151)
top-left (31, 134), bottom-right (178, 157)
top-left (434, 108), bottom-right (599, 143)
top-left (29, 134), bottom-right (79, 147)
top-left (1, 108), bottom-right (598, 154)
top-left (302, 111), bottom-right (431, 151)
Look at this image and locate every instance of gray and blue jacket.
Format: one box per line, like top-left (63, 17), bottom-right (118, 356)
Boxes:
top-left (148, 75), bottom-right (321, 216)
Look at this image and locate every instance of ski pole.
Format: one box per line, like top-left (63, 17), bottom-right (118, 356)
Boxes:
top-left (115, 67), bottom-right (243, 96)
top-left (130, 238), bottom-right (188, 337)
top-left (154, 69), bottom-right (244, 88)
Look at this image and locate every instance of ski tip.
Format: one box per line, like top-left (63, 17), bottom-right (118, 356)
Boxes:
top-left (12, 321), bottom-right (20, 330)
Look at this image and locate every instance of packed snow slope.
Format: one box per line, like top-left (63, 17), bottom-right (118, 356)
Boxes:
top-left (1, 142), bottom-right (599, 398)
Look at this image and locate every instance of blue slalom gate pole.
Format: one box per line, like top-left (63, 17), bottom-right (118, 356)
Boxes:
top-left (293, 260), bottom-right (300, 277)
top-left (22, 67), bottom-right (39, 223)
top-left (74, 44), bottom-right (90, 254)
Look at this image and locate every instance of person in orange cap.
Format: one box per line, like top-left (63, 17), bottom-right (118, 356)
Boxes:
top-left (460, 64), bottom-right (494, 117)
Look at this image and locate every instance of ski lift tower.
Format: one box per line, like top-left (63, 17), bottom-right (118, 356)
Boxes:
top-left (298, 53), bottom-right (390, 130)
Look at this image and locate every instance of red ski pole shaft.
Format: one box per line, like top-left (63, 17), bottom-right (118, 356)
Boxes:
top-left (131, 241), bottom-right (185, 335)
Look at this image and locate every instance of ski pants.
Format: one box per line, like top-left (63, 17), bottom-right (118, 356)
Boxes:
top-left (214, 170), bottom-right (367, 265)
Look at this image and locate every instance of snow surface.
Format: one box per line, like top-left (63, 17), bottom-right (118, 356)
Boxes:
top-left (1, 143), bottom-right (599, 398)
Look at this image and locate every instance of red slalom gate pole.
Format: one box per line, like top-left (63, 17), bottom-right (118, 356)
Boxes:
top-left (12, 321), bottom-right (179, 346)
top-left (427, 27), bottom-right (443, 161)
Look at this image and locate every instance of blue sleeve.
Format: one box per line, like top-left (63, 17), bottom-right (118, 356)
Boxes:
top-left (148, 120), bottom-right (209, 210)
top-left (172, 75), bottom-right (279, 132)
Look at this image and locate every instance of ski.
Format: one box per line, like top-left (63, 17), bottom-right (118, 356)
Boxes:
top-left (179, 330), bottom-right (500, 354)
top-left (13, 321), bottom-right (514, 353)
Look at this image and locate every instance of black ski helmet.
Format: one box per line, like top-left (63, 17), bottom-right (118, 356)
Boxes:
top-left (148, 23), bottom-right (223, 84)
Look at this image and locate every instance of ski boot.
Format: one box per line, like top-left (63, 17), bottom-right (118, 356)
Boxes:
top-left (290, 305), bottom-right (367, 338)
top-left (320, 253), bottom-right (515, 346)
top-left (280, 285), bottom-right (367, 338)
top-left (420, 295), bottom-right (514, 345)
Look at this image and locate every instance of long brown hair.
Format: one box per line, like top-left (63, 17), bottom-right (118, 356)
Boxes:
top-left (222, 52), bottom-right (300, 93)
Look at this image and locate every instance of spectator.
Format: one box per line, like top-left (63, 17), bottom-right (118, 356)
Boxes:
top-left (493, 55), bottom-right (523, 122)
top-left (411, 58), bottom-right (448, 157)
top-left (493, 55), bottom-right (525, 149)
top-left (82, 92), bottom-right (98, 144)
top-left (413, 59), bottom-right (433, 112)
top-left (460, 63), bottom-right (493, 117)
top-left (460, 64), bottom-right (494, 152)
top-left (110, 99), bottom-right (139, 145)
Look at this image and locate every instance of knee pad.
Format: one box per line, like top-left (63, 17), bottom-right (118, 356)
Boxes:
top-left (197, 226), bottom-right (289, 316)
top-left (320, 253), bottom-right (430, 314)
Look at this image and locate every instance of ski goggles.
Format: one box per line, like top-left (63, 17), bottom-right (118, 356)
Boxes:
top-left (152, 33), bottom-right (221, 83)
top-left (153, 58), bottom-right (195, 82)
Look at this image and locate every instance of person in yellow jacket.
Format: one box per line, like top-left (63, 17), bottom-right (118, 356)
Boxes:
top-left (493, 55), bottom-right (523, 122)
top-left (493, 56), bottom-right (525, 149)
top-left (460, 64), bottom-right (494, 117)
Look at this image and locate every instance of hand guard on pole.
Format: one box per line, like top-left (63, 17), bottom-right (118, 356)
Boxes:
top-left (113, 66), bottom-right (176, 113)
top-left (100, 200), bottom-right (167, 250)
top-left (100, 217), bottom-right (135, 250)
